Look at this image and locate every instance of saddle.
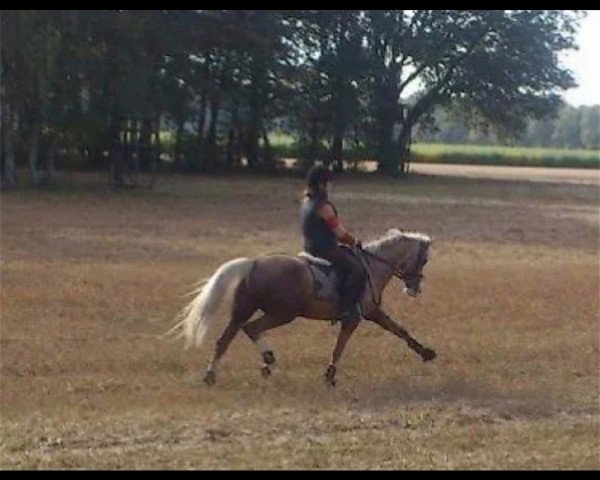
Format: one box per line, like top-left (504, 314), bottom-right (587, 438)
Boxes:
top-left (297, 252), bottom-right (339, 302)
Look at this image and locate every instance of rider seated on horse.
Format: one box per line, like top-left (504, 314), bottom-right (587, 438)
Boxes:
top-left (300, 165), bottom-right (367, 323)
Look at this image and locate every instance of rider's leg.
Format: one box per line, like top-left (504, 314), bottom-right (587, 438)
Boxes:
top-left (344, 251), bottom-right (367, 312)
top-left (319, 247), bottom-right (365, 322)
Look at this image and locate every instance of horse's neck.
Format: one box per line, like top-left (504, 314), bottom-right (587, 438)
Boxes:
top-left (366, 239), bottom-right (411, 297)
top-left (371, 238), bottom-right (413, 269)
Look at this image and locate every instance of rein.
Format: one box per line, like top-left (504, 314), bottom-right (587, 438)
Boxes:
top-left (356, 248), bottom-right (403, 307)
top-left (357, 243), bottom-right (427, 306)
top-left (360, 248), bottom-right (406, 281)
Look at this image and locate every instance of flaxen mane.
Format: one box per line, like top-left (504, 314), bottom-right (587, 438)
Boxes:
top-left (365, 229), bottom-right (431, 255)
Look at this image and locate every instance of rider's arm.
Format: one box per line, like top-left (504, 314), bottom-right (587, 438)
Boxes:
top-left (318, 203), bottom-right (358, 247)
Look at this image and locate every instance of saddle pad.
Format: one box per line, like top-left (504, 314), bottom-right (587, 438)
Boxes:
top-left (308, 264), bottom-right (338, 302)
top-left (297, 251), bottom-right (332, 267)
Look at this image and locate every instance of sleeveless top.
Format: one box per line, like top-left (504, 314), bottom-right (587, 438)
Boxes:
top-left (300, 195), bottom-right (338, 255)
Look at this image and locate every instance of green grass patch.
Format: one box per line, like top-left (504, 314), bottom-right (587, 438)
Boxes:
top-left (157, 131), bottom-right (600, 169)
top-left (411, 144), bottom-right (600, 169)
top-left (268, 133), bottom-right (600, 169)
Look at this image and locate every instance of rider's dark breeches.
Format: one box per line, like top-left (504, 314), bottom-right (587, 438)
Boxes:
top-left (315, 246), bottom-right (366, 311)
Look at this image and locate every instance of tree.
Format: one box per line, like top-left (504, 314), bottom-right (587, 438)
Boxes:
top-left (579, 105), bottom-right (600, 150)
top-left (552, 105), bottom-right (581, 148)
top-left (1, 10), bottom-right (64, 186)
top-left (525, 118), bottom-right (556, 148)
top-left (362, 10), bottom-right (582, 175)
top-left (1, 10), bottom-right (587, 187)
top-left (311, 11), bottom-right (368, 171)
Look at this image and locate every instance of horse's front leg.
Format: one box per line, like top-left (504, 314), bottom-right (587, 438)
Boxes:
top-left (325, 317), bottom-right (360, 386)
top-left (364, 308), bottom-right (436, 362)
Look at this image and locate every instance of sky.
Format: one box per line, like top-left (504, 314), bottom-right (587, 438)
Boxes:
top-left (560, 10), bottom-right (600, 106)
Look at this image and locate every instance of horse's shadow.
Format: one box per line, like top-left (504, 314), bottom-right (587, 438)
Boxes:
top-left (339, 373), bottom-right (584, 422)
top-left (248, 368), bottom-right (579, 423)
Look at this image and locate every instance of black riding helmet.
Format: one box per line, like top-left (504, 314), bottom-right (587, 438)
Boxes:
top-left (306, 164), bottom-right (333, 188)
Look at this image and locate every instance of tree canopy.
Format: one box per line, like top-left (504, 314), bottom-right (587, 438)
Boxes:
top-left (0, 10), bottom-right (587, 188)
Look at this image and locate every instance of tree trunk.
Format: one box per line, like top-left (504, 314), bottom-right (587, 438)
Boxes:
top-left (109, 117), bottom-right (125, 189)
top-left (376, 118), bottom-right (396, 176)
top-left (148, 117), bottom-right (160, 189)
top-left (299, 119), bottom-right (320, 172)
top-left (331, 132), bottom-right (344, 173)
top-left (331, 77), bottom-right (347, 173)
top-left (195, 62), bottom-right (210, 170)
top-left (246, 57), bottom-right (266, 170)
top-left (195, 90), bottom-right (208, 170)
top-left (0, 102), bottom-right (5, 169)
top-left (308, 138), bottom-right (317, 167)
top-left (396, 125), bottom-right (411, 177)
top-left (42, 140), bottom-right (57, 186)
top-left (261, 128), bottom-right (273, 170)
top-left (140, 119), bottom-right (152, 170)
top-left (234, 121), bottom-right (244, 168)
top-left (205, 98), bottom-right (220, 171)
top-left (2, 105), bottom-right (18, 190)
top-left (225, 100), bottom-right (239, 170)
top-left (197, 93), bottom-right (208, 142)
top-left (130, 120), bottom-right (140, 185)
top-left (175, 117), bottom-right (184, 170)
top-left (123, 120), bottom-right (133, 184)
top-left (374, 92), bottom-right (401, 176)
top-left (89, 143), bottom-right (106, 171)
top-left (28, 122), bottom-right (41, 186)
top-left (246, 117), bottom-right (260, 170)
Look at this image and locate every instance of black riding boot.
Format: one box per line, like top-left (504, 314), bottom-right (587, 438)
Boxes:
top-left (337, 271), bottom-right (364, 324)
top-left (314, 246), bottom-right (366, 325)
top-left (337, 303), bottom-right (361, 324)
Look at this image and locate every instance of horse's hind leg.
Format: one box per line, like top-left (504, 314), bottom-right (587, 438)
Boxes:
top-left (242, 314), bottom-right (295, 376)
top-left (203, 290), bottom-right (257, 386)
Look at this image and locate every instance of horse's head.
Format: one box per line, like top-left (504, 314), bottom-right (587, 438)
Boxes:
top-left (399, 233), bottom-right (431, 298)
top-left (365, 229), bottom-right (432, 299)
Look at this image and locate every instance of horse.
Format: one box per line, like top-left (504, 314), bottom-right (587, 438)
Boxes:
top-left (167, 228), bottom-right (436, 386)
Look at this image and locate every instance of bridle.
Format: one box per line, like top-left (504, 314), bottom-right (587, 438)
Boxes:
top-left (361, 248), bottom-right (408, 282)
top-left (360, 243), bottom-right (427, 282)
top-left (358, 243), bottom-right (427, 306)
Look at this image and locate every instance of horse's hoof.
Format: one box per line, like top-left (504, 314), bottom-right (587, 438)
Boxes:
top-left (262, 351), bottom-right (276, 365)
top-left (261, 365), bottom-right (271, 377)
top-left (421, 348), bottom-right (437, 362)
top-left (203, 371), bottom-right (216, 386)
top-left (324, 365), bottom-right (336, 387)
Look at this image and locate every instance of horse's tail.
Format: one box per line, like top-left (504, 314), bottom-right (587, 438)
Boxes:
top-left (166, 257), bottom-right (255, 349)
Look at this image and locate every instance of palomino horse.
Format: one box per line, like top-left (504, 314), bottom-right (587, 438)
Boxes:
top-left (168, 228), bottom-right (435, 386)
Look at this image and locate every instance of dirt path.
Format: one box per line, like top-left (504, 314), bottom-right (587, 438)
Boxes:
top-left (410, 163), bottom-right (600, 186)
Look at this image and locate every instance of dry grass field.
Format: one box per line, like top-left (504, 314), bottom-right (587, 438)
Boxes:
top-left (1, 169), bottom-right (599, 469)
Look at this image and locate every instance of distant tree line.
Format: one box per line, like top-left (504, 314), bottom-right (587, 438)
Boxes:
top-left (414, 103), bottom-right (599, 150)
top-left (1, 10), bottom-right (583, 189)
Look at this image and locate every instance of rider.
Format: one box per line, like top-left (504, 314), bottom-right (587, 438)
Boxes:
top-left (300, 164), bottom-right (367, 323)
